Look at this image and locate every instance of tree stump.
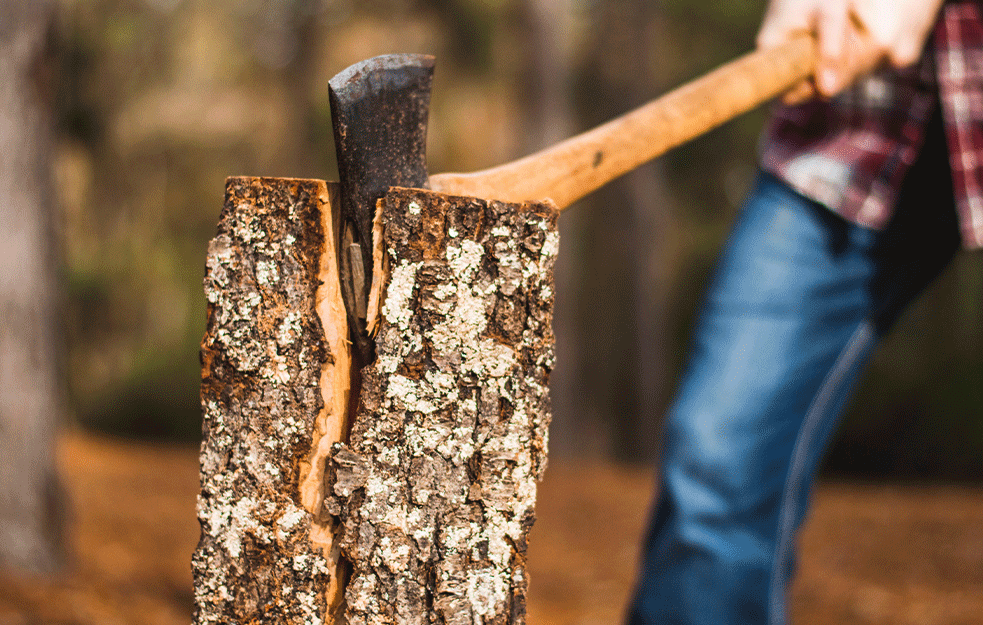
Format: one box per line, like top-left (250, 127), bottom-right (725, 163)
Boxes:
top-left (195, 179), bottom-right (559, 625)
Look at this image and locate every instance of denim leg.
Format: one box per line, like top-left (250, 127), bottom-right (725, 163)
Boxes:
top-left (628, 157), bottom-right (959, 623)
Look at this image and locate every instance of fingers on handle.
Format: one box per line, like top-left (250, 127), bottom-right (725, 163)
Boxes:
top-left (815, 3), bottom-right (850, 96)
top-left (782, 79), bottom-right (818, 105)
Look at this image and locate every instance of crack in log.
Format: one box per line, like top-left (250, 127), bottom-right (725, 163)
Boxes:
top-left (195, 177), bottom-right (349, 625)
top-left (194, 179), bottom-right (558, 625)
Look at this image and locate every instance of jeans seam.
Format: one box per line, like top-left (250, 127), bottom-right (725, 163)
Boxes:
top-left (767, 321), bottom-right (875, 625)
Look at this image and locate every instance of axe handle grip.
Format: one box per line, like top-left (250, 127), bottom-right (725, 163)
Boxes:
top-left (429, 33), bottom-right (817, 211)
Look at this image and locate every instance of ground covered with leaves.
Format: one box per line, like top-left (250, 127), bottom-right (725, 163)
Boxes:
top-left (1, 432), bottom-right (982, 625)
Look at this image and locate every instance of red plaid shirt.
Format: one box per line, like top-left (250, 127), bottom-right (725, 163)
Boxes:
top-left (760, 0), bottom-right (983, 248)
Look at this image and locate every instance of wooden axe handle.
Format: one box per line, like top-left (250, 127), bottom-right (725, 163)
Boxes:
top-left (429, 34), bottom-right (817, 211)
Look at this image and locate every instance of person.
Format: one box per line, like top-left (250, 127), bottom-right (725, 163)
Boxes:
top-left (627, 0), bottom-right (983, 623)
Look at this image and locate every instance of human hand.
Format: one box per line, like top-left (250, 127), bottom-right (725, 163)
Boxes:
top-left (757, 0), bottom-right (945, 103)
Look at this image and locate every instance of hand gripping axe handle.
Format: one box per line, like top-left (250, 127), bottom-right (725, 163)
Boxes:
top-left (330, 34), bottom-right (817, 363)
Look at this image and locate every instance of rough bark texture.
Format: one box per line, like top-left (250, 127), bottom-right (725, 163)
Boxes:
top-left (326, 188), bottom-right (559, 625)
top-left (195, 179), bottom-right (558, 624)
top-left (195, 177), bottom-right (351, 624)
top-left (0, 0), bottom-right (63, 574)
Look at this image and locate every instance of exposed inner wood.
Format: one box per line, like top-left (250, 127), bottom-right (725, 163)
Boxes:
top-left (300, 181), bottom-right (352, 615)
top-left (365, 198), bottom-right (388, 337)
top-left (195, 177), bottom-right (352, 625)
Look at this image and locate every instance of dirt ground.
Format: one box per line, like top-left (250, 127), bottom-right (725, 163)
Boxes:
top-left (2, 432), bottom-right (982, 625)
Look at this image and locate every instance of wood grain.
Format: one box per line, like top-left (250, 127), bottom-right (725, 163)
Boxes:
top-left (429, 34), bottom-right (816, 210)
top-left (195, 177), bottom-right (350, 625)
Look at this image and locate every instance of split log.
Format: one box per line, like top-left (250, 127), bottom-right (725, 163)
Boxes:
top-left (195, 177), bottom-right (351, 624)
top-left (194, 179), bottom-right (559, 625)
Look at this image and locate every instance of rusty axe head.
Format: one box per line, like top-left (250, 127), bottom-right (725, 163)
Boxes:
top-left (329, 53), bottom-right (434, 364)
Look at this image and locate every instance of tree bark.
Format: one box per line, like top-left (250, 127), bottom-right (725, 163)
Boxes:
top-left (328, 187), bottom-right (557, 625)
top-left (195, 180), bottom-right (559, 624)
top-left (0, 0), bottom-right (63, 575)
top-left (195, 177), bottom-right (352, 624)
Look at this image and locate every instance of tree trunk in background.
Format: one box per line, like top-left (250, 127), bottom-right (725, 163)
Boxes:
top-left (0, 0), bottom-right (64, 574)
top-left (576, 0), bottom-right (673, 461)
top-left (513, 0), bottom-right (585, 458)
top-left (626, 160), bottom-right (673, 462)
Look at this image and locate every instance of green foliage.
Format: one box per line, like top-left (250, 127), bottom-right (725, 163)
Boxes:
top-left (662, 0), bottom-right (763, 34)
top-left (79, 352), bottom-right (203, 441)
top-left (422, 0), bottom-right (498, 71)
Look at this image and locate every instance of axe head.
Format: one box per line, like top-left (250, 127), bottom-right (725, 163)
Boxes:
top-left (329, 53), bottom-right (434, 363)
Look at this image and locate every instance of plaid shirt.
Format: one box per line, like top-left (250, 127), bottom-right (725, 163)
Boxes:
top-left (760, 0), bottom-right (983, 248)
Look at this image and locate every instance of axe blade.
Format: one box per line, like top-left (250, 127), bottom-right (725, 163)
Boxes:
top-left (329, 53), bottom-right (434, 363)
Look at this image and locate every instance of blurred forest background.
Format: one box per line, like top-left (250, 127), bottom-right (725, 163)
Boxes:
top-left (4, 0), bottom-right (983, 623)
top-left (47, 0), bottom-right (983, 475)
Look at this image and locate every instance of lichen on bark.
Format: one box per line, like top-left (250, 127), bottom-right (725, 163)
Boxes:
top-left (326, 187), bottom-right (559, 625)
top-left (195, 177), bottom-right (349, 625)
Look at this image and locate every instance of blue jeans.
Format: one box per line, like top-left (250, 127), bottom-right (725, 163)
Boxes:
top-left (628, 118), bottom-right (959, 624)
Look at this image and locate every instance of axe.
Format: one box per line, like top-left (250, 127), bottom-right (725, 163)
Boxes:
top-left (330, 35), bottom-right (816, 363)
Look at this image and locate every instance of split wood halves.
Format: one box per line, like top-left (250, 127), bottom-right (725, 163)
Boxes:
top-left (195, 178), bottom-right (559, 624)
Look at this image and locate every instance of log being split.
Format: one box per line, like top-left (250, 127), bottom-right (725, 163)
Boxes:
top-left (196, 178), bottom-right (351, 624)
top-left (194, 178), bottom-right (559, 624)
